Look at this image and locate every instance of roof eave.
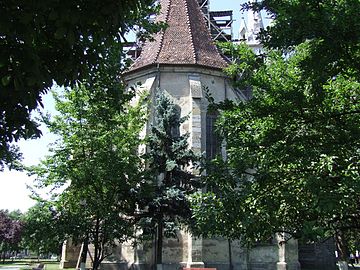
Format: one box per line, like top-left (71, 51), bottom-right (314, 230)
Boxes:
top-left (123, 62), bottom-right (228, 76)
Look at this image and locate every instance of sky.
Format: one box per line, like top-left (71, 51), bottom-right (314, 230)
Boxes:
top-left (0, 0), bottom-right (260, 213)
top-left (0, 93), bottom-right (59, 212)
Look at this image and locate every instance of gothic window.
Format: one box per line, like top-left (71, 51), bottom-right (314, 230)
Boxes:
top-left (206, 110), bottom-right (220, 160)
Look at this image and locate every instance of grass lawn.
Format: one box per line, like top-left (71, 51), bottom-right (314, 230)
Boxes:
top-left (0, 260), bottom-right (75, 270)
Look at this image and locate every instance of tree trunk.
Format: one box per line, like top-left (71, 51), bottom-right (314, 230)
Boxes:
top-left (1, 250), bottom-right (4, 264)
top-left (228, 239), bottom-right (233, 270)
top-left (93, 259), bottom-right (100, 270)
top-left (92, 239), bottom-right (101, 270)
top-left (81, 238), bottom-right (89, 270)
top-left (3, 243), bottom-right (8, 264)
top-left (336, 231), bottom-right (349, 270)
top-left (92, 218), bottom-right (101, 270)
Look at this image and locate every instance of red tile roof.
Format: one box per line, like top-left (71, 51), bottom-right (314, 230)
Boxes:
top-left (127, 0), bottom-right (228, 73)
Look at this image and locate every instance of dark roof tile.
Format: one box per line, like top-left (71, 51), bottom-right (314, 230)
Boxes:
top-left (127, 0), bottom-right (228, 72)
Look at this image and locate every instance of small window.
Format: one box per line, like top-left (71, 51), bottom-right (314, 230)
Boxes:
top-left (206, 111), bottom-right (220, 160)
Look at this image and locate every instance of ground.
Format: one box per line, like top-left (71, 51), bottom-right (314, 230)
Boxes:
top-left (0, 260), bottom-right (75, 270)
top-left (2, 260), bottom-right (360, 270)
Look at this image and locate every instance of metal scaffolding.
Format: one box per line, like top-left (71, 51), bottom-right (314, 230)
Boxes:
top-left (209, 10), bottom-right (233, 42)
top-left (197, 0), bottom-right (233, 42)
top-left (197, 0), bottom-right (210, 20)
top-left (125, 0), bottom-right (234, 61)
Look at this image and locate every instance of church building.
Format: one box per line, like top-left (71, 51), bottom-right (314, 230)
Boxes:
top-left (121, 0), bottom-right (300, 270)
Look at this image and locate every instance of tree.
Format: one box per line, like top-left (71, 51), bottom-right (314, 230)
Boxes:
top-left (22, 202), bottom-right (64, 258)
top-left (191, 26), bottom-right (359, 267)
top-left (0, 210), bottom-right (23, 263)
top-left (0, 0), bottom-right (159, 171)
top-left (29, 64), bottom-right (147, 269)
top-left (139, 92), bottom-right (200, 267)
top-left (0, 210), bottom-right (12, 262)
top-left (253, 0), bottom-right (360, 79)
top-left (250, 1), bottom-right (360, 255)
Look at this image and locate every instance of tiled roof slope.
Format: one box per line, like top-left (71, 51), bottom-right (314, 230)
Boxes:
top-left (127, 0), bottom-right (228, 72)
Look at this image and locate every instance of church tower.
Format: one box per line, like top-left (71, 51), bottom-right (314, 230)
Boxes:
top-left (238, 0), bottom-right (264, 54)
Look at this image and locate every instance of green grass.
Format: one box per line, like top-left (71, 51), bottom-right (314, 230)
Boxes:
top-left (0, 260), bottom-right (75, 270)
top-left (0, 259), bottom-right (31, 269)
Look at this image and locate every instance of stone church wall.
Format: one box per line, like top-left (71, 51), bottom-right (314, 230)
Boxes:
top-left (122, 66), bottom-right (300, 270)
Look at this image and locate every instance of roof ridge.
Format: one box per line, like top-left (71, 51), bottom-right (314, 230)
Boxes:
top-left (153, 0), bottom-right (171, 64)
top-left (184, 0), bottom-right (197, 64)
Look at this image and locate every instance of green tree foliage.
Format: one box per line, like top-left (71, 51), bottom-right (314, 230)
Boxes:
top-left (29, 73), bottom-right (147, 269)
top-left (191, 10), bottom-right (359, 259)
top-left (22, 202), bottom-right (64, 258)
top-left (0, 0), bottom-right (158, 171)
top-left (193, 43), bottom-right (359, 241)
top-left (250, 0), bottom-right (360, 84)
top-left (139, 92), bottom-right (199, 265)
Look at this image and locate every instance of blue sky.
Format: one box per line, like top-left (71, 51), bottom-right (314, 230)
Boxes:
top-left (0, 0), bottom-right (259, 212)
